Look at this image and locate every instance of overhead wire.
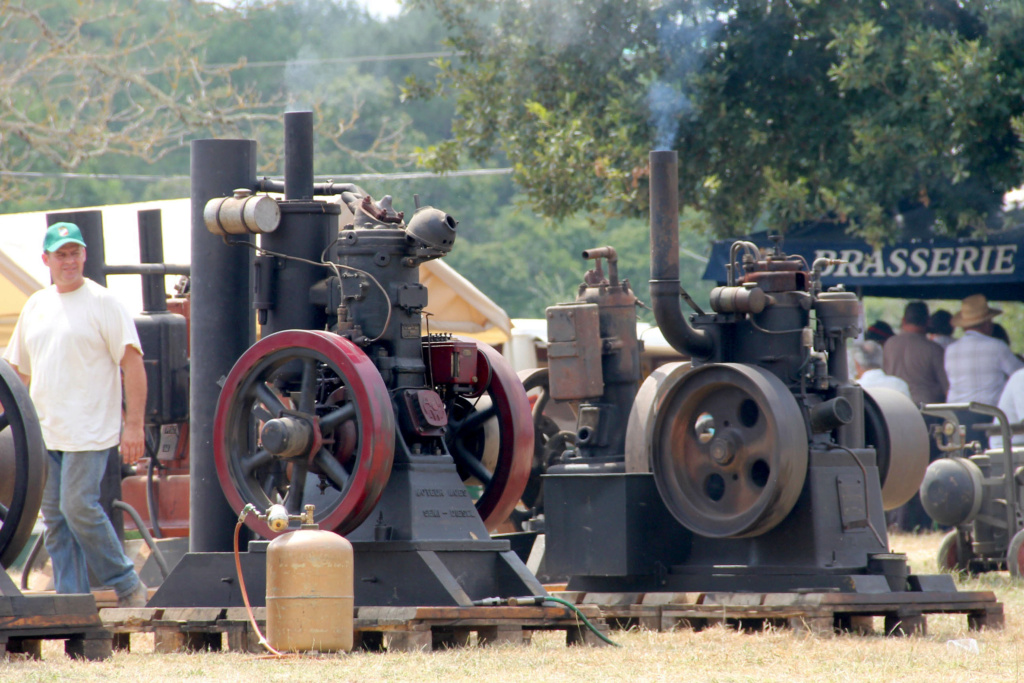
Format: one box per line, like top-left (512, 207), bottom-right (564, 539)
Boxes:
top-left (0, 168), bottom-right (513, 183)
top-left (209, 50), bottom-right (466, 70)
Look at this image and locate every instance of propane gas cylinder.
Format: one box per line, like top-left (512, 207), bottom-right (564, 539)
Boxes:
top-left (265, 505), bottom-right (354, 653)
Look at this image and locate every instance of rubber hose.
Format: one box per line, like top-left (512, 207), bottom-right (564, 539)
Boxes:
top-left (472, 595), bottom-right (619, 647)
top-left (112, 499), bottom-right (171, 579)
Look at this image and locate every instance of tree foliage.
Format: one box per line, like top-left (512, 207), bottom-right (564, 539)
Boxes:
top-left (0, 0), bottom-right (714, 320)
top-left (200, 0), bottom-right (456, 177)
top-left (407, 0), bottom-right (1024, 242)
top-left (0, 0), bottom-right (286, 205)
top-left (0, 0), bottom-right (454, 208)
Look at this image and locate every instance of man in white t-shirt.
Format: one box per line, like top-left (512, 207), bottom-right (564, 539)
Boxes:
top-left (991, 369), bottom-right (1024, 451)
top-left (3, 222), bottom-right (149, 607)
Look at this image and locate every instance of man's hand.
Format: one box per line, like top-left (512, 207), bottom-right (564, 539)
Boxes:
top-left (120, 345), bottom-right (148, 465)
top-left (120, 424), bottom-right (146, 465)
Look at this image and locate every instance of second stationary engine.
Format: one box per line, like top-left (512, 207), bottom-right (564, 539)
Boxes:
top-left (542, 150), bottom-right (934, 594)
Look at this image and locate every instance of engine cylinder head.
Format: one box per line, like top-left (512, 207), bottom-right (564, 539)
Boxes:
top-left (406, 206), bottom-right (457, 252)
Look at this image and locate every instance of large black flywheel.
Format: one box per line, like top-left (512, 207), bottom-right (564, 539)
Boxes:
top-left (642, 363), bottom-right (808, 539)
top-left (516, 367), bottom-right (577, 512)
top-left (0, 360), bottom-right (47, 568)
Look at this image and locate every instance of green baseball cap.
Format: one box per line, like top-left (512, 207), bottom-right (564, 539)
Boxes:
top-left (43, 222), bottom-right (87, 252)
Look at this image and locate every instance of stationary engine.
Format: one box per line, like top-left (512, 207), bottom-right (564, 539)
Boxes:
top-left (918, 403), bottom-right (1024, 575)
top-left (148, 112), bottom-right (539, 608)
top-left (542, 151), bottom-right (935, 594)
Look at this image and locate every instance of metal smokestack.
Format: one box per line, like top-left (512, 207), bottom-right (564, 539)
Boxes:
top-left (649, 150), bottom-right (712, 359)
top-left (284, 111), bottom-right (315, 201)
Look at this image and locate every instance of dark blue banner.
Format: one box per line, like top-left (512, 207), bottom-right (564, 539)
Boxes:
top-left (704, 229), bottom-right (1024, 301)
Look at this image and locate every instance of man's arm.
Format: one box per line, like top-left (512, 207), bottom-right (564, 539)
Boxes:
top-left (120, 345), bottom-right (147, 464)
top-left (1002, 344), bottom-right (1024, 377)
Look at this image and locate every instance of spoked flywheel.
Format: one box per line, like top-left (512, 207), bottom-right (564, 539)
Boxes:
top-left (444, 340), bottom-right (533, 531)
top-left (644, 363), bottom-right (808, 539)
top-left (0, 360), bottom-right (46, 568)
top-left (214, 330), bottom-right (395, 538)
top-left (516, 367), bottom-right (577, 511)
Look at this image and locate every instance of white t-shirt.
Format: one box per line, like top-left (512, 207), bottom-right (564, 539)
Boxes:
top-left (991, 368), bottom-right (1024, 450)
top-left (857, 368), bottom-right (912, 399)
top-left (4, 279), bottom-right (142, 451)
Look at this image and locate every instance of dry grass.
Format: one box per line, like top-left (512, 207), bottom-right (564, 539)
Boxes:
top-left (4, 531), bottom-right (1024, 682)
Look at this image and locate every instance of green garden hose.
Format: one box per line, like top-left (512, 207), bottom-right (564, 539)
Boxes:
top-left (472, 595), bottom-right (620, 647)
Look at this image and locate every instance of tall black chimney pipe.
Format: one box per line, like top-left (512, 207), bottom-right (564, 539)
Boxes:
top-left (189, 138), bottom-right (258, 553)
top-left (649, 150), bottom-right (713, 359)
top-left (284, 111), bottom-right (314, 201)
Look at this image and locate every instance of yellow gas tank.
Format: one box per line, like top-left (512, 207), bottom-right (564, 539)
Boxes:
top-left (265, 513), bottom-right (354, 653)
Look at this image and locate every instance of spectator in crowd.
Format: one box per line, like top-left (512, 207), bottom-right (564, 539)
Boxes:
top-left (853, 340), bottom-right (928, 530)
top-left (926, 309), bottom-right (956, 350)
top-left (945, 294), bottom-right (1023, 405)
top-left (864, 320), bottom-right (895, 344)
top-left (3, 222), bottom-right (149, 607)
top-left (853, 340), bottom-right (911, 398)
top-left (992, 367), bottom-right (1024, 451)
top-left (883, 301), bottom-right (948, 406)
top-left (992, 323), bottom-right (1024, 362)
top-left (945, 294), bottom-right (1024, 444)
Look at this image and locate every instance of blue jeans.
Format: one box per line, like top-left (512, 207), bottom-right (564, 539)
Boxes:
top-left (41, 448), bottom-right (139, 598)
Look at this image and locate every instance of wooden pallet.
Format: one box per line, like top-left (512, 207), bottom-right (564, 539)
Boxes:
top-left (101, 607), bottom-right (260, 653)
top-left (101, 604), bottom-right (611, 653)
top-left (0, 595), bottom-right (112, 661)
top-left (557, 590), bottom-right (1004, 636)
top-left (355, 605), bottom-right (610, 651)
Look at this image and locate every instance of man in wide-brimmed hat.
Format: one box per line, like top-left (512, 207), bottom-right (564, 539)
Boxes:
top-left (945, 294), bottom-right (1023, 407)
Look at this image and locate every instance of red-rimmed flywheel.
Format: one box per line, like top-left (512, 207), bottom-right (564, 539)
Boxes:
top-left (444, 340), bottom-right (533, 531)
top-left (214, 330), bottom-right (395, 538)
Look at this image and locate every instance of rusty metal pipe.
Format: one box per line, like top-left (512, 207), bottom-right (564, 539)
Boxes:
top-left (649, 150), bottom-right (712, 359)
top-left (582, 246), bottom-right (619, 285)
top-left (581, 246), bottom-right (617, 261)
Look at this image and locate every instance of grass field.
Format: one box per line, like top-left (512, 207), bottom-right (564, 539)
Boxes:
top-left (4, 531), bottom-right (1024, 682)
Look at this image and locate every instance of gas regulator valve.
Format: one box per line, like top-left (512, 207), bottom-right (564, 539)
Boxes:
top-left (241, 503), bottom-right (318, 533)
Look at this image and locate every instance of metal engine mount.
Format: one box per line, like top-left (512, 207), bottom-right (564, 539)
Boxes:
top-left (542, 150), bottom-right (941, 595)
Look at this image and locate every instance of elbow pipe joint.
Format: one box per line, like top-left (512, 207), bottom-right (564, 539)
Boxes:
top-left (649, 150), bottom-right (713, 360)
top-left (650, 279), bottom-right (714, 359)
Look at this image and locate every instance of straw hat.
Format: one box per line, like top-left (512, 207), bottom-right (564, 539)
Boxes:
top-left (951, 294), bottom-right (1001, 329)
